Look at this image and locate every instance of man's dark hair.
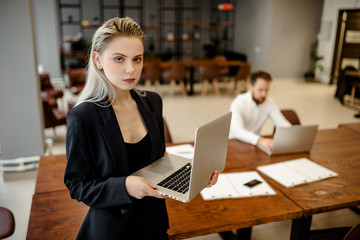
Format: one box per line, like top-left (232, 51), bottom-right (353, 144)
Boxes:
top-left (250, 70), bottom-right (272, 85)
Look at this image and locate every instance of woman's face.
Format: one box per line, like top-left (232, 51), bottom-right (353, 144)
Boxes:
top-left (94, 36), bottom-right (144, 92)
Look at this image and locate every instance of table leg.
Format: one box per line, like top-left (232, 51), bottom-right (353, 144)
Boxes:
top-left (218, 227), bottom-right (252, 240)
top-left (188, 66), bottom-right (195, 95)
top-left (290, 215), bottom-right (312, 240)
top-left (350, 206), bottom-right (360, 215)
top-left (235, 227), bottom-right (252, 240)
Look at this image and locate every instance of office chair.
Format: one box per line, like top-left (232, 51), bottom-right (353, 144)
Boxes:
top-left (39, 73), bottom-right (64, 100)
top-left (42, 99), bottom-right (67, 137)
top-left (201, 62), bottom-right (221, 96)
top-left (309, 221), bottom-right (360, 240)
top-left (143, 61), bottom-right (162, 95)
top-left (229, 62), bottom-right (251, 94)
top-left (168, 62), bottom-right (188, 97)
top-left (0, 206), bottom-right (15, 239)
top-left (214, 55), bottom-right (230, 80)
top-left (281, 109), bottom-right (301, 125)
top-left (344, 222), bottom-right (360, 240)
top-left (66, 68), bottom-right (86, 95)
top-left (273, 109), bottom-right (301, 134)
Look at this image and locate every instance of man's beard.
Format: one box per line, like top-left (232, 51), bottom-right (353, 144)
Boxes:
top-left (252, 96), bottom-right (265, 104)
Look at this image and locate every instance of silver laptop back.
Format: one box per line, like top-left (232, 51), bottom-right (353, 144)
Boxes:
top-left (270, 125), bottom-right (318, 155)
top-left (187, 112), bottom-right (232, 202)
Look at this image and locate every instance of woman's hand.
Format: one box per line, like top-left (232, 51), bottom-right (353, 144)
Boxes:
top-left (125, 176), bottom-right (165, 199)
top-left (206, 170), bottom-right (219, 187)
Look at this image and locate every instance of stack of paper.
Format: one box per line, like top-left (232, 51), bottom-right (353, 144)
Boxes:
top-left (200, 171), bottom-right (276, 201)
top-left (166, 144), bottom-right (194, 159)
top-left (257, 158), bottom-right (338, 188)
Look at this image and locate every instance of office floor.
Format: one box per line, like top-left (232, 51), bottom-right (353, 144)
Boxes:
top-left (1, 78), bottom-right (360, 240)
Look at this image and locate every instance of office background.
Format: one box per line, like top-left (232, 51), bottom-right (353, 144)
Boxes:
top-left (1, 1), bottom-right (360, 239)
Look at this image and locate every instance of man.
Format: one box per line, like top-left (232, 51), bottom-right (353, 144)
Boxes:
top-left (229, 70), bottom-right (291, 151)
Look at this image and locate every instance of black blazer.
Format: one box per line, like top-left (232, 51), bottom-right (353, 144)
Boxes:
top-left (64, 90), bottom-right (169, 239)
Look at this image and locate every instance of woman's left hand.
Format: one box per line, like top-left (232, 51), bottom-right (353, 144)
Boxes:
top-left (206, 170), bottom-right (219, 187)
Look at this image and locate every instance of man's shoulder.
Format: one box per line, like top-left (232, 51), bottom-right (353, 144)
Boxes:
top-left (232, 92), bottom-right (250, 103)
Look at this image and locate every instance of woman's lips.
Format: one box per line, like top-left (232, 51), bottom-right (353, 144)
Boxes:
top-left (123, 78), bottom-right (135, 83)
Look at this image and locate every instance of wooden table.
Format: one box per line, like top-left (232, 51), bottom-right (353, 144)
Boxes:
top-left (27, 127), bottom-right (360, 240)
top-left (34, 154), bottom-right (67, 194)
top-left (339, 122), bottom-right (360, 133)
top-left (27, 143), bottom-right (303, 240)
top-left (233, 127), bottom-right (360, 240)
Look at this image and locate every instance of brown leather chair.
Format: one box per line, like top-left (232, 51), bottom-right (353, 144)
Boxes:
top-left (344, 222), bottom-right (360, 240)
top-left (229, 62), bottom-right (251, 94)
top-left (143, 61), bottom-right (162, 95)
top-left (201, 62), bottom-right (221, 96)
top-left (214, 55), bottom-right (230, 80)
top-left (42, 99), bottom-right (67, 135)
top-left (0, 206), bottom-right (15, 239)
top-left (168, 62), bottom-right (188, 97)
top-left (39, 73), bottom-right (64, 101)
top-left (309, 221), bottom-right (360, 240)
top-left (66, 68), bottom-right (86, 95)
top-left (273, 109), bottom-right (301, 134)
top-left (281, 109), bottom-right (301, 125)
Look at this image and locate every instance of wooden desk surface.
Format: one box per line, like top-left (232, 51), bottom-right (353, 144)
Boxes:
top-left (166, 189), bottom-right (302, 239)
top-left (35, 154), bottom-right (67, 194)
top-left (278, 127), bottom-right (360, 215)
top-left (28, 141), bottom-right (303, 240)
top-left (339, 122), bottom-right (360, 133)
top-left (28, 127), bottom-right (360, 239)
top-left (27, 191), bottom-right (88, 240)
top-left (238, 127), bottom-right (360, 216)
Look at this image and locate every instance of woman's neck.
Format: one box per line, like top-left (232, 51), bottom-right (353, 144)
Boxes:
top-left (113, 88), bottom-right (133, 105)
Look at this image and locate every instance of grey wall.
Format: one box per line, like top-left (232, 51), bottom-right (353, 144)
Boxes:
top-left (0, 0), bottom-right (44, 159)
top-left (235, 0), bottom-right (323, 78)
top-left (234, 0), bottom-right (273, 71)
top-left (268, 0), bottom-right (323, 78)
top-left (33, 0), bottom-right (62, 78)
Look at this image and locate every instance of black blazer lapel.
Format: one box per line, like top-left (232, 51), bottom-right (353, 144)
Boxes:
top-left (132, 91), bottom-right (163, 161)
top-left (98, 105), bottom-right (129, 176)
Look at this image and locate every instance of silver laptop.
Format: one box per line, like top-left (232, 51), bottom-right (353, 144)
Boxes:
top-left (130, 112), bottom-right (232, 203)
top-left (258, 125), bottom-right (318, 156)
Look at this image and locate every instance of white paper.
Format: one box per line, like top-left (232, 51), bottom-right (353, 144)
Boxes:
top-left (200, 171), bottom-right (276, 200)
top-left (257, 158), bottom-right (338, 188)
top-left (166, 144), bottom-right (194, 159)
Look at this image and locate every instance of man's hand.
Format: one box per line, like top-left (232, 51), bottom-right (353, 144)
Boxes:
top-left (257, 137), bottom-right (273, 152)
top-left (125, 176), bottom-right (165, 199)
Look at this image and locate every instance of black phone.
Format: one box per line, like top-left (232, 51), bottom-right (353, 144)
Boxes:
top-left (244, 179), bottom-right (262, 188)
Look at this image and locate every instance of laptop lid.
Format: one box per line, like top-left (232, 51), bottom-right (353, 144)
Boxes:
top-left (264, 125), bottom-right (318, 156)
top-left (130, 112), bottom-right (232, 203)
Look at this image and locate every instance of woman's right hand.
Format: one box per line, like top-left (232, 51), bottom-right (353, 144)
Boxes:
top-left (125, 176), bottom-right (165, 199)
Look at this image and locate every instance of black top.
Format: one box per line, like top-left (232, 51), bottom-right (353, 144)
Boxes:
top-left (125, 133), bottom-right (151, 174)
top-left (123, 133), bottom-right (168, 239)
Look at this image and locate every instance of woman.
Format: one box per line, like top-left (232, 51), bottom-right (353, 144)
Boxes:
top-left (64, 17), bottom-right (218, 240)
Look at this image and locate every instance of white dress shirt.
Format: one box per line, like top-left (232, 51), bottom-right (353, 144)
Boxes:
top-left (229, 91), bottom-right (291, 145)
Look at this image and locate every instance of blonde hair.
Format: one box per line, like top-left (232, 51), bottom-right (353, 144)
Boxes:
top-left (75, 17), bottom-right (146, 106)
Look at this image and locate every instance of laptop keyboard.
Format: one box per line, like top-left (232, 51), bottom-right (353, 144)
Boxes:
top-left (158, 163), bottom-right (191, 194)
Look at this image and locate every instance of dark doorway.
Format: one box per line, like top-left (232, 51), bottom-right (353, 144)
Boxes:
top-left (331, 9), bottom-right (360, 84)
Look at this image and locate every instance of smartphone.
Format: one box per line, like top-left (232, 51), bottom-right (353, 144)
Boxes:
top-left (244, 179), bottom-right (262, 188)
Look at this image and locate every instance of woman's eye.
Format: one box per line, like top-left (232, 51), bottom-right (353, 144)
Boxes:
top-left (134, 57), bottom-right (142, 63)
top-left (114, 57), bottom-right (123, 62)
